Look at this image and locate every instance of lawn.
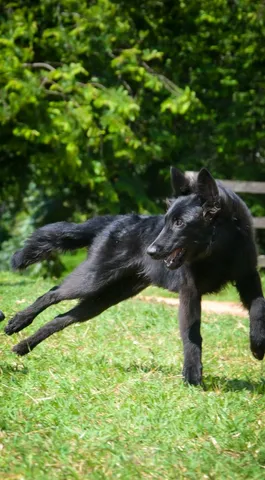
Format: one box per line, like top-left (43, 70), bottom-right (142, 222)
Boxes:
top-left (1, 266), bottom-right (265, 479)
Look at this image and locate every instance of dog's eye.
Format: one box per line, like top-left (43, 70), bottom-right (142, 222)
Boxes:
top-left (174, 219), bottom-right (184, 227)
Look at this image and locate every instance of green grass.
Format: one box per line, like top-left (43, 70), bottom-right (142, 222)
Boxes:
top-left (1, 270), bottom-right (265, 479)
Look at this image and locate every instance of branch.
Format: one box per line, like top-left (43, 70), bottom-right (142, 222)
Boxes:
top-left (77, 81), bottom-right (106, 90)
top-left (142, 61), bottom-right (183, 95)
top-left (23, 62), bottom-right (56, 71)
top-left (44, 89), bottom-right (66, 99)
top-left (24, 63), bottom-right (107, 95)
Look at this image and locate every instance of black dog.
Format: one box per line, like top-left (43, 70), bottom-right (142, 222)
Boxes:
top-left (3, 168), bottom-right (265, 385)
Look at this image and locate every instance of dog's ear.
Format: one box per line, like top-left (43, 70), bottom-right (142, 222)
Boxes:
top-left (197, 168), bottom-right (219, 203)
top-left (170, 167), bottom-right (189, 197)
top-left (165, 198), bottom-right (174, 209)
top-left (197, 168), bottom-right (221, 221)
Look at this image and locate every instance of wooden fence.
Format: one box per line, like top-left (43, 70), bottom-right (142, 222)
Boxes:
top-left (189, 173), bottom-right (265, 268)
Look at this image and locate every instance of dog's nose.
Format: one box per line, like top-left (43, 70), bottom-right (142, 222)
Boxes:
top-left (147, 245), bottom-right (158, 257)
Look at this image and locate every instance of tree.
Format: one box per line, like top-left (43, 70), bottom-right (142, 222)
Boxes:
top-left (1, 0), bottom-right (265, 272)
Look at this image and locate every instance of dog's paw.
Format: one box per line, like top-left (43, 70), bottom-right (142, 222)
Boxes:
top-left (250, 298), bottom-right (265, 360)
top-left (5, 315), bottom-right (20, 335)
top-left (5, 324), bottom-right (15, 336)
top-left (12, 340), bottom-right (31, 356)
top-left (5, 314), bottom-right (32, 335)
top-left (183, 364), bottom-right (202, 386)
top-left (0, 310), bottom-right (5, 322)
top-left (250, 330), bottom-right (265, 360)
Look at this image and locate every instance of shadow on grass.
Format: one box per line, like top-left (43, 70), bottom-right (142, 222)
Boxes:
top-left (116, 360), bottom-right (179, 376)
top-left (115, 361), bottom-right (265, 394)
top-left (203, 375), bottom-right (265, 394)
top-left (1, 355), bottom-right (264, 395)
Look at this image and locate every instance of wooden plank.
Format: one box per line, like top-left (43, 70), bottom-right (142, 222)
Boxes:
top-left (253, 217), bottom-right (265, 229)
top-left (220, 180), bottom-right (265, 194)
top-left (187, 171), bottom-right (265, 266)
top-left (187, 172), bottom-right (265, 194)
top-left (258, 255), bottom-right (265, 268)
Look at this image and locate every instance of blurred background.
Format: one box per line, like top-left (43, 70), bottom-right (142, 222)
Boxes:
top-left (1, 0), bottom-right (265, 276)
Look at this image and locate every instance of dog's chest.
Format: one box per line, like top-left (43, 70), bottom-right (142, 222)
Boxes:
top-left (191, 258), bottom-right (233, 295)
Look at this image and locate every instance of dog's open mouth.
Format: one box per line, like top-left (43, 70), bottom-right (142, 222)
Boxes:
top-left (164, 248), bottom-right (186, 269)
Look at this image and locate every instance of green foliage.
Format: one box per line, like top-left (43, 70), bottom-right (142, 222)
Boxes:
top-left (0, 0), bottom-right (196, 219)
top-left (1, 274), bottom-right (265, 478)
top-left (1, 0), bottom-right (265, 272)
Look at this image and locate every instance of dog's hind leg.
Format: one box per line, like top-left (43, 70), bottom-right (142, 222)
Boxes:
top-left (178, 288), bottom-right (202, 386)
top-left (5, 285), bottom-right (63, 335)
top-left (5, 259), bottom-right (94, 335)
top-left (12, 275), bottom-right (148, 356)
top-left (236, 270), bottom-right (265, 361)
top-left (5, 257), bottom-right (111, 335)
top-left (12, 299), bottom-right (95, 356)
top-left (0, 310), bottom-right (5, 321)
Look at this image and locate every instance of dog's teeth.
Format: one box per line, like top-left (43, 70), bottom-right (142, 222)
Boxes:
top-left (164, 247), bottom-right (185, 269)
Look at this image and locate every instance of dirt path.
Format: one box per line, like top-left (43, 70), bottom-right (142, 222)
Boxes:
top-left (137, 295), bottom-right (247, 318)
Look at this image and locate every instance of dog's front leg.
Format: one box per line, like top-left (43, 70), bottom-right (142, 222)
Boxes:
top-left (236, 270), bottom-right (265, 360)
top-left (179, 289), bottom-right (202, 386)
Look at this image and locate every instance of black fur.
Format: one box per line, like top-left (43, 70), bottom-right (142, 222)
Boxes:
top-left (4, 167), bottom-right (265, 386)
top-left (11, 215), bottom-right (115, 270)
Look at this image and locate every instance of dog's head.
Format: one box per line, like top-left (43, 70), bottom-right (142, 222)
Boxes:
top-left (147, 167), bottom-right (221, 269)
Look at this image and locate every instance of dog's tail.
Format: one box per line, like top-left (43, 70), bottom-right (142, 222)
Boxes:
top-left (11, 215), bottom-right (115, 270)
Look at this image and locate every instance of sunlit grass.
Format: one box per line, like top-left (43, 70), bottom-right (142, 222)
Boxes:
top-left (1, 271), bottom-right (265, 478)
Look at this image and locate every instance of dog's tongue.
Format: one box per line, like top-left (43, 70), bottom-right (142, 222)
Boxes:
top-left (164, 248), bottom-right (183, 268)
top-left (168, 248), bottom-right (182, 260)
